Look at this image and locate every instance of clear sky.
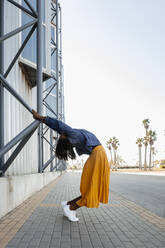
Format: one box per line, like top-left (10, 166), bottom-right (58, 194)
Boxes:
top-left (60, 0), bottom-right (165, 164)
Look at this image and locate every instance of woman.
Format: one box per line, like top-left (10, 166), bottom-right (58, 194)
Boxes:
top-left (32, 110), bottom-right (110, 222)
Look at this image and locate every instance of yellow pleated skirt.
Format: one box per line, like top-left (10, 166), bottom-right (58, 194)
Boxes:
top-left (76, 145), bottom-right (110, 208)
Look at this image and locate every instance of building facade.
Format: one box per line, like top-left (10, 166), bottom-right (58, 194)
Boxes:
top-left (0, 0), bottom-right (65, 218)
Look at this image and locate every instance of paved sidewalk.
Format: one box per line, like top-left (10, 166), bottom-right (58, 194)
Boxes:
top-left (0, 172), bottom-right (165, 248)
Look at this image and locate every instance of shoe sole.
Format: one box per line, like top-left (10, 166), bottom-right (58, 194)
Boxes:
top-left (63, 215), bottom-right (79, 222)
top-left (63, 206), bottom-right (79, 222)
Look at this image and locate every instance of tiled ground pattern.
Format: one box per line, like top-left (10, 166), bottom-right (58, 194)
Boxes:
top-left (0, 172), bottom-right (165, 248)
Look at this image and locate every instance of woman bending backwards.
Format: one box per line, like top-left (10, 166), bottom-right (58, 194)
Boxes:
top-left (32, 110), bottom-right (110, 222)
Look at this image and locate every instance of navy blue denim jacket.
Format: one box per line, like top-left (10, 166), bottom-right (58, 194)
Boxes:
top-left (45, 116), bottom-right (101, 155)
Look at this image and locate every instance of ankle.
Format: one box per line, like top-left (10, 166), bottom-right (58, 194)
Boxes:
top-left (69, 205), bottom-right (75, 211)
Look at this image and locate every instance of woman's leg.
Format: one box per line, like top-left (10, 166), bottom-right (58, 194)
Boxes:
top-left (67, 196), bottom-right (81, 205)
top-left (67, 196), bottom-right (81, 210)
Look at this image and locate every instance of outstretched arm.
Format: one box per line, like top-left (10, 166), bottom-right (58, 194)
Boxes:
top-left (32, 109), bottom-right (75, 135)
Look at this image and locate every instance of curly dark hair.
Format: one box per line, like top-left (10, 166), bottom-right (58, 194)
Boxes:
top-left (55, 137), bottom-right (76, 161)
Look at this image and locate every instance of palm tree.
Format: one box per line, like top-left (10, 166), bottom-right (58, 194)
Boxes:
top-left (143, 135), bottom-right (149, 170)
top-left (106, 140), bottom-right (113, 168)
top-left (142, 119), bottom-right (150, 135)
top-left (111, 137), bottom-right (120, 171)
top-left (136, 138), bottom-right (143, 170)
top-left (151, 147), bottom-right (157, 168)
top-left (148, 130), bottom-right (157, 170)
top-left (142, 119), bottom-right (150, 171)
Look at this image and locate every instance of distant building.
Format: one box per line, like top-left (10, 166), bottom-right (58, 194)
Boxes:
top-left (159, 160), bottom-right (165, 168)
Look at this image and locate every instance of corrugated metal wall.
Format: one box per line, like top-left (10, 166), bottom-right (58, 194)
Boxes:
top-left (3, 0), bottom-right (53, 176)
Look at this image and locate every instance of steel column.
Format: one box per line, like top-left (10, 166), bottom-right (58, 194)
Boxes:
top-left (50, 129), bottom-right (53, 171)
top-left (59, 6), bottom-right (63, 120)
top-left (0, 0), bottom-right (4, 170)
top-left (56, 0), bottom-right (59, 120)
top-left (54, 0), bottom-right (59, 171)
top-left (37, 0), bottom-right (43, 173)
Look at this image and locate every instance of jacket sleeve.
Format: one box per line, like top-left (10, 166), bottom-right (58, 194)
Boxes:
top-left (44, 116), bottom-right (75, 134)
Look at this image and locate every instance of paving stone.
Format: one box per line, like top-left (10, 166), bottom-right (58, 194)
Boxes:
top-left (33, 231), bottom-right (44, 238)
top-left (49, 245), bottom-right (60, 248)
top-left (123, 241), bottom-right (136, 248)
top-left (71, 231), bottom-right (80, 238)
top-left (81, 241), bottom-right (93, 248)
top-left (61, 241), bottom-right (71, 248)
top-left (28, 238), bottom-right (41, 246)
top-left (149, 238), bottom-right (165, 247)
top-left (118, 234), bottom-right (130, 242)
top-left (90, 237), bottom-right (103, 246)
top-left (50, 238), bottom-right (61, 246)
top-left (38, 241), bottom-right (51, 248)
top-left (111, 238), bottom-right (123, 246)
top-left (124, 232), bottom-right (136, 238)
top-left (17, 242), bottom-right (29, 248)
top-left (136, 234), bottom-right (149, 242)
top-left (71, 238), bottom-right (81, 246)
top-left (144, 242), bottom-right (158, 248)
top-left (130, 238), bottom-right (145, 246)
top-left (41, 234), bottom-right (52, 242)
top-left (154, 234), bottom-right (165, 242)
top-left (102, 242), bottom-right (115, 248)
top-left (99, 235), bottom-right (110, 243)
top-left (52, 231), bottom-right (62, 238)
top-left (21, 235), bottom-right (33, 242)
top-left (61, 235), bottom-right (71, 243)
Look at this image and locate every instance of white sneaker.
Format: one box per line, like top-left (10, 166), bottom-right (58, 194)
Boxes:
top-left (63, 205), bottom-right (79, 222)
top-left (61, 201), bottom-right (78, 218)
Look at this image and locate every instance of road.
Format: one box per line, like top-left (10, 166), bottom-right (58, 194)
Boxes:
top-left (110, 173), bottom-right (165, 218)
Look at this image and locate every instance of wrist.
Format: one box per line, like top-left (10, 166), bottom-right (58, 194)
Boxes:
top-left (41, 116), bottom-right (46, 123)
